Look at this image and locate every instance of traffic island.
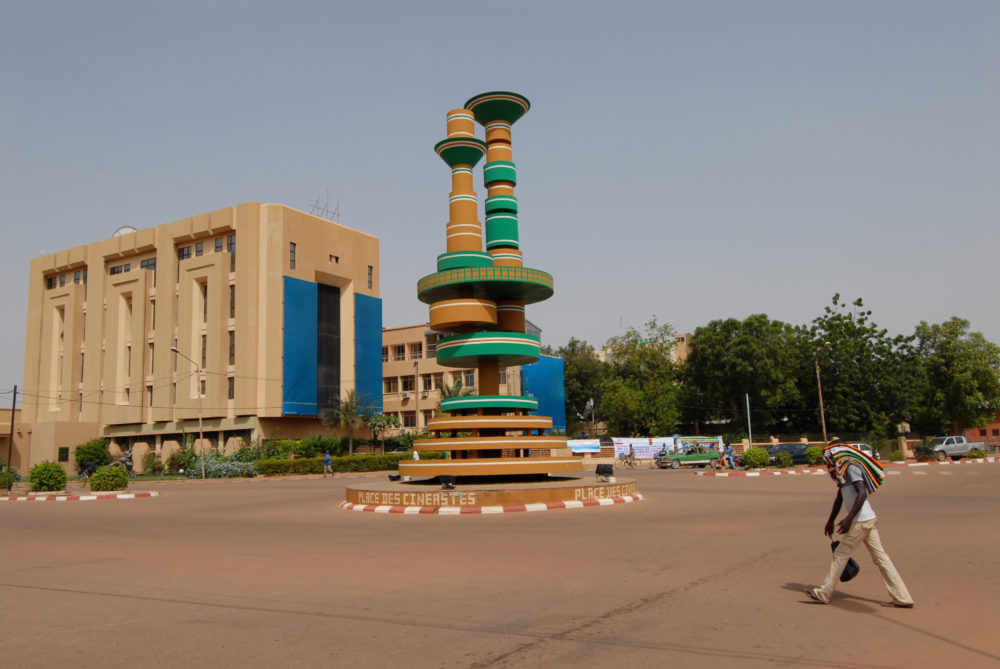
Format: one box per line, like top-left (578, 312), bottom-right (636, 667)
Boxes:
top-left (343, 476), bottom-right (641, 514)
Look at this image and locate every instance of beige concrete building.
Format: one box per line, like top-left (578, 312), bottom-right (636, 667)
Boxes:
top-left (19, 203), bottom-right (381, 473)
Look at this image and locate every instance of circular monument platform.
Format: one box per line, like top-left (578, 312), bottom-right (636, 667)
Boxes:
top-left (342, 475), bottom-right (641, 515)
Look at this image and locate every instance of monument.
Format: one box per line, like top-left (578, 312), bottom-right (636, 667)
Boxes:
top-left (398, 91), bottom-right (581, 480)
top-left (343, 92), bottom-right (641, 512)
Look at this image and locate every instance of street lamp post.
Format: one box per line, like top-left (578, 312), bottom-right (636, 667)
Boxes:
top-left (815, 341), bottom-right (832, 443)
top-left (170, 346), bottom-right (206, 479)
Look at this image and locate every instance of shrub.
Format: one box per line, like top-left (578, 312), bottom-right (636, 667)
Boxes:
top-left (166, 448), bottom-right (198, 474)
top-left (259, 439), bottom-right (296, 460)
top-left (142, 452), bottom-right (165, 474)
top-left (74, 437), bottom-right (112, 475)
top-left (805, 446), bottom-right (823, 465)
top-left (29, 461), bottom-right (68, 492)
top-left (197, 452), bottom-right (256, 478)
top-left (89, 465), bottom-right (130, 491)
top-left (774, 451), bottom-right (794, 468)
top-left (914, 442), bottom-right (937, 462)
top-left (887, 449), bottom-right (905, 461)
top-left (255, 452), bottom-right (421, 476)
top-left (741, 447), bottom-right (770, 470)
top-left (0, 468), bottom-right (20, 491)
top-left (386, 433), bottom-right (414, 451)
top-left (965, 448), bottom-right (986, 459)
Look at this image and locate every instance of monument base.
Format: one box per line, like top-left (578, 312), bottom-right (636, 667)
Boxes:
top-left (343, 475), bottom-right (641, 514)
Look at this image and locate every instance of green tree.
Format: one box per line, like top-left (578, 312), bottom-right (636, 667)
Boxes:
top-left (434, 376), bottom-right (472, 416)
top-left (911, 317), bottom-right (1000, 434)
top-left (602, 318), bottom-right (680, 436)
top-left (73, 437), bottom-right (112, 475)
top-left (326, 389), bottom-right (375, 457)
top-left (366, 413), bottom-right (400, 454)
top-left (807, 294), bottom-right (918, 436)
top-left (555, 338), bottom-right (609, 434)
top-left (679, 315), bottom-right (803, 435)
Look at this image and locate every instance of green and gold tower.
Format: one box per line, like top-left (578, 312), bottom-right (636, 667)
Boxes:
top-left (398, 92), bottom-right (582, 479)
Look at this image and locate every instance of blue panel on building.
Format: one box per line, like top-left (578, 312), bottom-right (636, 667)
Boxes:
top-left (354, 293), bottom-right (383, 415)
top-left (522, 354), bottom-right (567, 432)
top-left (283, 276), bottom-right (318, 415)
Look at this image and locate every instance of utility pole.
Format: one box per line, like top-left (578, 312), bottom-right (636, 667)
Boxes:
top-left (6, 385), bottom-right (16, 469)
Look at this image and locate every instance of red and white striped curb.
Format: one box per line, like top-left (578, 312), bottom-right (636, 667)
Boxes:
top-left (1, 491), bottom-right (160, 502)
top-left (340, 493), bottom-right (643, 515)
top-left (697, 458), bottom-right (998, 477)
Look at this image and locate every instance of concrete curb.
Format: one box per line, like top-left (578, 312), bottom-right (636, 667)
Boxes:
top-left (696, 458), bottom-right (999, 477)
top-left (340, 493), bottom-right (644, 515)
top-left (0, 491), bottom-right (160, 502)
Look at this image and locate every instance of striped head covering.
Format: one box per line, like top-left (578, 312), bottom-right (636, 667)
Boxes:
top-left (823, 440), bottom-right (884, 492)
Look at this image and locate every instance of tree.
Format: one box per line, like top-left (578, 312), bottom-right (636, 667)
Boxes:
top-left (434, 376), bottom-right (471, 416)
top-left (74, 437), bottom-right (112, 475)
top-left (911, 317), bottom-right (1000, 434)
top-left (554, 338), bottom-right (609, 434)
top-left (366, 414), bottom-right (400, 454)
top-left (807, 294), bottom-right (918, 436)
top-left (326, 389), bottom-right (376, 457)
top-left (601, 318), bottom-right (680, 436)
top-left (679, 315), bottom-right (804, 436)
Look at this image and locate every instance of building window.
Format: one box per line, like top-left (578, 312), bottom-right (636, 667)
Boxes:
top-left (59, 274), bottom-right (66, 286)
top-left (426, 336), bottom-right (437, 357)
top-left (58, 447), bottom-right (70, 462)
top-left (981, 429), bottom-right (988, 437)
top-left (401, 376), bottom-right (415, 392)
top-left (409, 342), bottom-right (423, 359)
top-left (382, 346), bottom-right (389, 363)
top-left (150, 299), bottom-right (156, 330)
top-left (367, 265), bottom-right (373, 289)
top-left (289, 242), bottom-right (296, 269)
top-left (148, 343), bottom-right (155, 375)
top-left (201, 282), bottom-right (208, 323)
top-left (201, 334), bottom-right (207, 368)
top-left (393, 345), bottom-right (405, 362)
top-left (384, 377), bottom-right (398, 394)
top-left (422, 410), bottom-right (433, 426)
top-left (227, 234), bottom-right (236, 271)
top-left (498, 370), bottom-right (507, 386)
top-left (228, 376), bottom-right (235, 400)
top-left (228, 331), bottom-right (235, 365)
top-left (80, 352), bottom-right (85, 379)
top-left (141, 257), bottom-right (156, 271)
top-left (110, 264), bottom-right (125, 275)
top-left (147, 385), bottom-right (154, 408)
top-left (195, 241), bottom-right (204, 257)
top-left (178, 246), bottom-right (192, 260)
top-left (229, 285), bottom-right (235, 318)
top-left (433, 373), bottom-right (444, 391)
top-left (993, 429), bottom-right (999, 436)
top-left (463, 370), bottom-right (475, 387)
top-left (82, 269), bottom-right (87, 285)
top-left (46, 276), bottom-right (56, 289)
top-left (422, 374), bottom-right (433, 392)
top-left (215, 237), bottom-right (224, 253)
top-left (403, 412), bottom-right (416, 428)
top-left (74, 270), bottom-right (81, 284)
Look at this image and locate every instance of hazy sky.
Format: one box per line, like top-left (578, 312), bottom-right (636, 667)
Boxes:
top-left (2, 1), bottom-right (998, 400)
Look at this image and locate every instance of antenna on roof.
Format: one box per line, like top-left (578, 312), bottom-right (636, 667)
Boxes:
top-left (309, 189), bottom-right (341, 222)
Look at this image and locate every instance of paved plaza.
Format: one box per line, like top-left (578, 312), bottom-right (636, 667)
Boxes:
top-left (2, 464), bottom-right (998, 668)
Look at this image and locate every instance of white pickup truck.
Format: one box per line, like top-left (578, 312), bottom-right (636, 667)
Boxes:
top-left (927, 436), bottom-right (985, 461)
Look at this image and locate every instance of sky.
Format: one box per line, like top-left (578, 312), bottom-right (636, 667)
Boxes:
top-left (2, 0), bottom-right (998, 401)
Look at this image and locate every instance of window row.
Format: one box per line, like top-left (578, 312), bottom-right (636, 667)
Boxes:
top-left (382, 339), bottom-right (439, 363)
top-left (45, 269), bottom-right (88, 290)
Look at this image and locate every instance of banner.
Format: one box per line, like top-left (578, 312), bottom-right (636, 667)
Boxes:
top-left (613, 437), bottom-right (674, 460)
top-left (567, 439), bottom-right (601, 453)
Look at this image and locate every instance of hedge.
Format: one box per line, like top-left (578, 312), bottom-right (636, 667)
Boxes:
top-left (255, 452), bottom-right (445, 476)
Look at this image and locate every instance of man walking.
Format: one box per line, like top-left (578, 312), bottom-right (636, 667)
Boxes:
top-left (805, 440), bottom-right (914, 608)
top-left (323, 451), bottom-right (333, 478)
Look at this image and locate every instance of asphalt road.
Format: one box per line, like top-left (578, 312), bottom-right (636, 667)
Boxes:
top-left (2, 464), bottom-right (998, 668)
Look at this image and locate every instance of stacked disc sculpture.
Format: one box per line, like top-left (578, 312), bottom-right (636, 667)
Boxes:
top-left (398, 91), bottom-right (582, 479)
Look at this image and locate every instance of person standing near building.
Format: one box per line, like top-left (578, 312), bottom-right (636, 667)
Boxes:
top-left (323, 451), bottom-right (333, 478)
top-left (805, 440), bottom-right (914, 608)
